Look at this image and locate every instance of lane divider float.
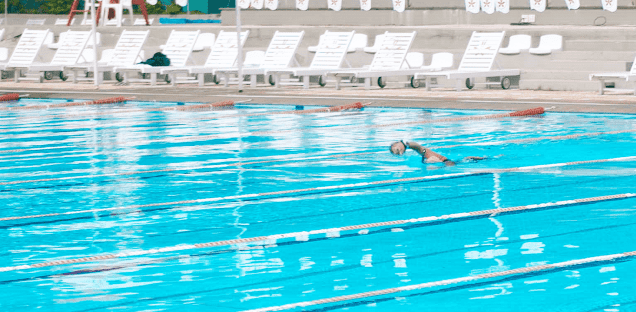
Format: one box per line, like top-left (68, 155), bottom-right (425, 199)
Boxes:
top-left (0, 96), bottom-right (135, 111)
top-left (0, 192), bottom-right (632, 273)
top-left (0, 93), bottom-right (21, 103)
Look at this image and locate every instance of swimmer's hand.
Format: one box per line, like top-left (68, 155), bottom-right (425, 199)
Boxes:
top-left (463, 156), bottom-right (487, 162)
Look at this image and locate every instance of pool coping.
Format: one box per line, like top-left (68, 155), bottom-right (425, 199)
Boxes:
top-left (2, 82), bottom-right (636, 114)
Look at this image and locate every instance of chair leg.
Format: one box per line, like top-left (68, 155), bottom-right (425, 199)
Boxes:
top-left (223, 73), bottom-right (229, 87)
top-left (150, 72), bottom-right (157, 86)
top-left (302, 75), bottom-right (309, 89)
top-left (198, 73), bottom-right (204, 87)
top-left (598, 79), bottom-right (604, 95)
top-left (250, 74), bottom-right (256, 87)
top-left (364, 78), bottom-right (371, 90)
top-left (455, 79), bottom-right (462, 91)
top-left (335, 76), bottom-right (341, 90)
top-left (13, 69), bottom-right (19, 83)
top-left (274, 74), bottom-right (280, 88)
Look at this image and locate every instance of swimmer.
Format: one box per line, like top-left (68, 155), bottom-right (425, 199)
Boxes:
top-left (389, 140), bottom-right (486, 166)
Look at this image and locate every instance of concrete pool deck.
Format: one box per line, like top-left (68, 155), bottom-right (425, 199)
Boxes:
top-left (2, 81), bottom-right (636, 114)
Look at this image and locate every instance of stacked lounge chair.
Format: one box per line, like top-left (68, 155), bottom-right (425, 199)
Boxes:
top-left (214, 30), bottom-right (304, 88)
top-left (0, 29), bottom-right (51, 82)
top-left (161, 30), bottom-right (250, 87)
top-left (27, 30), bottom-right (92, 82)
top-left (67, 30), bottom-right (149, 84)
top-left (589, 56), bottom-right (636, 95)
top-left (266, 30), bottom-right (355, 89)
top-left (413, 31), bottom-right (520, 91)
top-left (115, 30), bottom-right (199, 85)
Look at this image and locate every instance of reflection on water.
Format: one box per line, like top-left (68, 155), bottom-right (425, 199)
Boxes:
top-left (1, 104), bottom-right (636, 311)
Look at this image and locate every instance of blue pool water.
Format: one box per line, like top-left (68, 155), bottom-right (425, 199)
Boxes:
top-left (1, 99), bottom-right (636, 311)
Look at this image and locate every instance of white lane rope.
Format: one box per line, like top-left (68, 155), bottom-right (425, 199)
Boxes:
top-left (3, 130), bottom-right (635, 184)
top-left (1, 156), bottom-right (635, 222)
top-left (241, 250), bottom-right (636, 312)
top-left (0, 192), bottom-right (632, 273)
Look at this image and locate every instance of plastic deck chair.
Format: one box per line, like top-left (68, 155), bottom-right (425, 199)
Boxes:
top-left (161, 30), bottom-right (250, 87)
top-left (589, 55), bottom-right (636, 95)
top-left (327, 31), bottom-right (418, 90)
top-left (0, 29), bottom-right (51, 82)
top-left (116, 30), bottom-right (199, 86)
top-left (529, 34), bottom-right (562, 55)
top-left (100, 0), bottom-right (133, 27)
top-left (212, 30), bottom-right (304, 88)
top-left (67, 29), bottom-right (149, 83)
top-left (267, 30), bottom-right (354, 89)
top-left (363, 34), bottom-right (386, 53)
top-left (499, 34), bottom-right (532, 55)
top-left (28, 30), bottom-right (92, 82)
top-left (414, 31), bottom-right (520, 91)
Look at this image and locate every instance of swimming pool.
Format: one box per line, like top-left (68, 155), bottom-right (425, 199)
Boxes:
top-left (1, 99), bottom-right (636, 311)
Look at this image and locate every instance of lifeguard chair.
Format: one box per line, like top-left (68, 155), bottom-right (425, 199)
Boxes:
top-left (67, 0), bottom-right (150, 26)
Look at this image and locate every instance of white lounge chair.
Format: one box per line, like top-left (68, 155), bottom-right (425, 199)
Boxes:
top-left (0, 29), bottom-right (51, 82)
top-left (529, 34), bottom-right (562, 55)
top-left (499, 34), bottom-right (532, 55)
top-left (589, 55), bottom-right (636, 95)
top-left (27, 30), bottom-right (92, 82)
top-left (115, 30), bottom-right (199, 86)
top-left (161, 30), bottom-right (250, 87)
top-left (414, 31), bottom-right (520, 91)
top-left (328, 31), bottom-right (420, 90)
top-left (212, 30), bottom-right (304, 88)
top-left (267, 30), bottom-right (355, 89)
top-left (67, 30), bottom-right (149, 83)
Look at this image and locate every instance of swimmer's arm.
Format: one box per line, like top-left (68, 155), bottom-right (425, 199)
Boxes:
top-left (405, 141), bottom-right (426, 156)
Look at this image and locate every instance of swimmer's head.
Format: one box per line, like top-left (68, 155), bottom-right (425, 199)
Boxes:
top-left (390, 141), bottom-right (407, 155)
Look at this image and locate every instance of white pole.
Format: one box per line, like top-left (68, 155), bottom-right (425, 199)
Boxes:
top-left (187, 0), bottom-right (190, 15)
top-left (235, 0), bottom-right (243, 92)
top-left (5, 0), bottom-right (7, 25)
top-left (91, 2), bottom-right (99, 86)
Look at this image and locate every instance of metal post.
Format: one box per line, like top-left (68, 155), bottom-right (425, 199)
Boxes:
top-left (235, 1), bottom-right (243, 92)
top-left (187, 0), bottom-right (189, 15)
top-left (91, 2), bottom-right (99, 86)
top-left (5, 0), bottom-right (7, 25)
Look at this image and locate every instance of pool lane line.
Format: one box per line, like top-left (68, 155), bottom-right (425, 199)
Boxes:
top-left (0, 102), bottom-right (368, 134)
top-left (243, 251), bottom-right (636, 312)
top-left (0, 110), bottom-right (367, 153)
top-left (2, 129), bottom-right (636, 184)
top-left (0, 192), bottom-right (633, 273)
top-left (0, 107), bottom-right (546, 152)
top-left (0, 103), bottom-right (367, 139)
top-left (4, 173), bottom-right (626, 231)
top-left (0, 96), bottom-right (134, 111)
